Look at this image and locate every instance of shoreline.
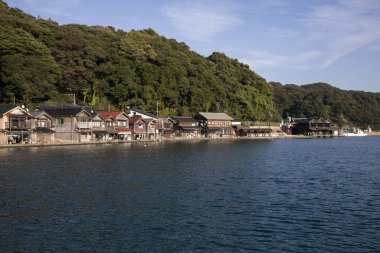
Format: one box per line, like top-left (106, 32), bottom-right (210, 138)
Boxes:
top-left (1, 133), bottom-right (377, 149)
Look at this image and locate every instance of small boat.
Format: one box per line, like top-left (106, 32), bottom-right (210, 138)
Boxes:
top-left (344, 128), bottom-right (368, 137)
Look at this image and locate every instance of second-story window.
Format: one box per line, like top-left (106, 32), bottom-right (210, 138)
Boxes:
top-left (56, 118), bottom-right (64, 125)
top-left (117, 121), bottom-right (127, 127)
top-left (93, 121), bottom-right (101, 127)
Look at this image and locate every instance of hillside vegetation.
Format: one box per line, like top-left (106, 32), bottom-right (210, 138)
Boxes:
top-left (0, 1), bottom-right (379, 128)
top-left (271, 82), bottom-right (380, 129)
top-left (0, 1), bottom-right (277, 121)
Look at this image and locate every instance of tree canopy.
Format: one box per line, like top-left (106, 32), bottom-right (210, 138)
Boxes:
top-left (1, 0), bottom-right (379, 129)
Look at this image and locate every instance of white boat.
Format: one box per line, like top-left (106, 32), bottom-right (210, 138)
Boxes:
top-left (344, 128), bottom-right (368, 137)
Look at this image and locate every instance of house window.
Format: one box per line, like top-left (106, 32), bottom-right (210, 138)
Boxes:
top-left (93, 121), bottom-right (101, 127)
top-left (117, 121), bottom-right (127, 127)
top-left (56, 118), bottom-right (64, 125)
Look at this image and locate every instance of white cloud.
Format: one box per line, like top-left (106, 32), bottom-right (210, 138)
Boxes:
top-left (301, 0), bottom-right (380, 68)
top-left (162, 0), bottom-right (243, 42)
top-left (240, 50), bottom-right (323, 70)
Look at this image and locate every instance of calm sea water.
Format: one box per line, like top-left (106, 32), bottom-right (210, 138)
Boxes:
top-left (0, 137), bottom-right (379, 252)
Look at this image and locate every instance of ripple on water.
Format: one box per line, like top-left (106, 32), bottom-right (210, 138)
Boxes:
top-left (0, 138), bottom-right (380, 252)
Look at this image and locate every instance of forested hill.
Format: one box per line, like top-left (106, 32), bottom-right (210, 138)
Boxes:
top-left (271, 82), bottom-right (380, 129)
top-left (1, 1), bottom-right (379, 128)
top-left (0, 1), bottom-right (278, 121)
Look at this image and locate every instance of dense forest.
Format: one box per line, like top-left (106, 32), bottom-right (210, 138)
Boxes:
top-left (0, 1), bottom-right (277, 121)
top-left (271, 82), bottom-right (380, 129)
top-left (0, 1), bottom-right (379, 128)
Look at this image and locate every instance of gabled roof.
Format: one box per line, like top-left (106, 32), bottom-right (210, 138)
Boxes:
top-left (198, 112), bottom-right (233, 121)
top-left (97, 111), bottom-right (127, 121)
top-left (0, 104), bottom-right (31, 116)
top-left (39, 106), bottom-right (91, 117)
top-left (0, 104), bottom-right (18, 116)
top-left (30, 111), bottom-right (53, 120)
top-left (129, 115), bottom-right (146, 124)
top-left (144, 118), bottom-right (156, 124)
top-left (171, 116), bottom-right (198, 123)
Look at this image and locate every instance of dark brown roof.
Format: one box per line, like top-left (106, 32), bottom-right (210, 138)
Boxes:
top-left (172, 116), bottom-right (198, 123)
top-left (0, 104), bottom-right (17, 115)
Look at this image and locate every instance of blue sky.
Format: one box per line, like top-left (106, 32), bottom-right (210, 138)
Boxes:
top-left (6, 0), bottom-right (380, 92)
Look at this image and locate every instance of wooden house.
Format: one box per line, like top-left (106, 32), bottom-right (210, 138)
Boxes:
top-left (144, 118), bottom-right (156, 140)
top-left (156, 117), bottom-right (176, 139)
top-left (30, 111), bottom-right (55, 144)
top-left (129, 115), bottom-right (147, 140)
top-left (0, 104), bottom-right (32, 144)
top-left (36, 106), bottom-right (93, 142)
top-left (196, 112), bottom-right (234, 138)
top-left (172, 116), bottom-right (200, 138)
top-left (286, 117), bottom-right (339, 136)
top-left (97, 111), bottom-right (131, 140)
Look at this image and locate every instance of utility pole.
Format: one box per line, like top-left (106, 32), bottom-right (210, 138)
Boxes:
top-left (68, 94), bottom-right (76, 106)
top-left (156, 100), bottom-right (159, 117)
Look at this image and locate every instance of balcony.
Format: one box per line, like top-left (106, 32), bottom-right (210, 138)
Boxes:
top-left (5, 121), bottom-right (31, 130)
top-left (35, 121), bottom-right (53, 131)
top-left (76, 122), bottom-right (92, 129)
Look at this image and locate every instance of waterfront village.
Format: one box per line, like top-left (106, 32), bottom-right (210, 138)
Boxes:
top-left (0, 103), bottom-right (370, 146)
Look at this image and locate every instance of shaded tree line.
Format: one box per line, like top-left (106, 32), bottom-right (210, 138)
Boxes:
top-left (271, 82), bottom-right (380, 129)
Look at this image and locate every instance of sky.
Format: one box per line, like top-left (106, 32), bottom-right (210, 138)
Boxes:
top-left (6, 0), bottom-right (380, 92)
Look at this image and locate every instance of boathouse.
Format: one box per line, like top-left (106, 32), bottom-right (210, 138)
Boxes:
top-left (287, 117), bottom-right (339, 136)
top-left (172, 116), bottom-right (201, 138)
top-left (196, 112), bottom-right (234, 138)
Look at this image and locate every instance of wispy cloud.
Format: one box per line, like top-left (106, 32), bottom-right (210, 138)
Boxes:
top-left (301, 0), bottom-right (380, 68)
top-left (162, 0), bottom-right (243, 42)
top-left (240, 50), bottom-right (323, 70)
top-left (22, 0), bottom-right (81, 18)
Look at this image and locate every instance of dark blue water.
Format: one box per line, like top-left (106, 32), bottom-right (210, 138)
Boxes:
top-left (1, 137), bottom-right (379, 252)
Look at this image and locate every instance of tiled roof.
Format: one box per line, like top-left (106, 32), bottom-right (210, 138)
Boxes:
top-left (129, 115), bottom-right (145, 124)
top-left (41, 107), bottom-right (88, 117)
top-left (171, 116), bottom-right (198, 123)
top-left (97, 111), bottom-right (125, 120)
top-left (115, 127), bottom-right (132, 132)
top-left (198, 112), bottom-right (233, 121)
top-left (29, 111), bottom-right (53, 119)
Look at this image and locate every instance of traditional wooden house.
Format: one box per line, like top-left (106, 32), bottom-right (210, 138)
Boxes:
top-left (144, 118), bottom-right (156, 140)
top-left (0, 104), bottom-right (32, 144)
top-left (90, 113), bottom-right (109, 141)
top-left (172, 116), bottom-right (201, 138)
top-left (156, 117), bottom-right (176, 139)
top-left (36, 106), bottom-right (93, 142)
top-left (285, 117), bottom-right (339, 136)
top-left (97, 111), bottom-right (131, 140)
top-left (129, 115), bottom-right (147, 140)
top-left (30, 111), bottom-right (55, 144)
top-left (196, 112), bottom-right (234, 138)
